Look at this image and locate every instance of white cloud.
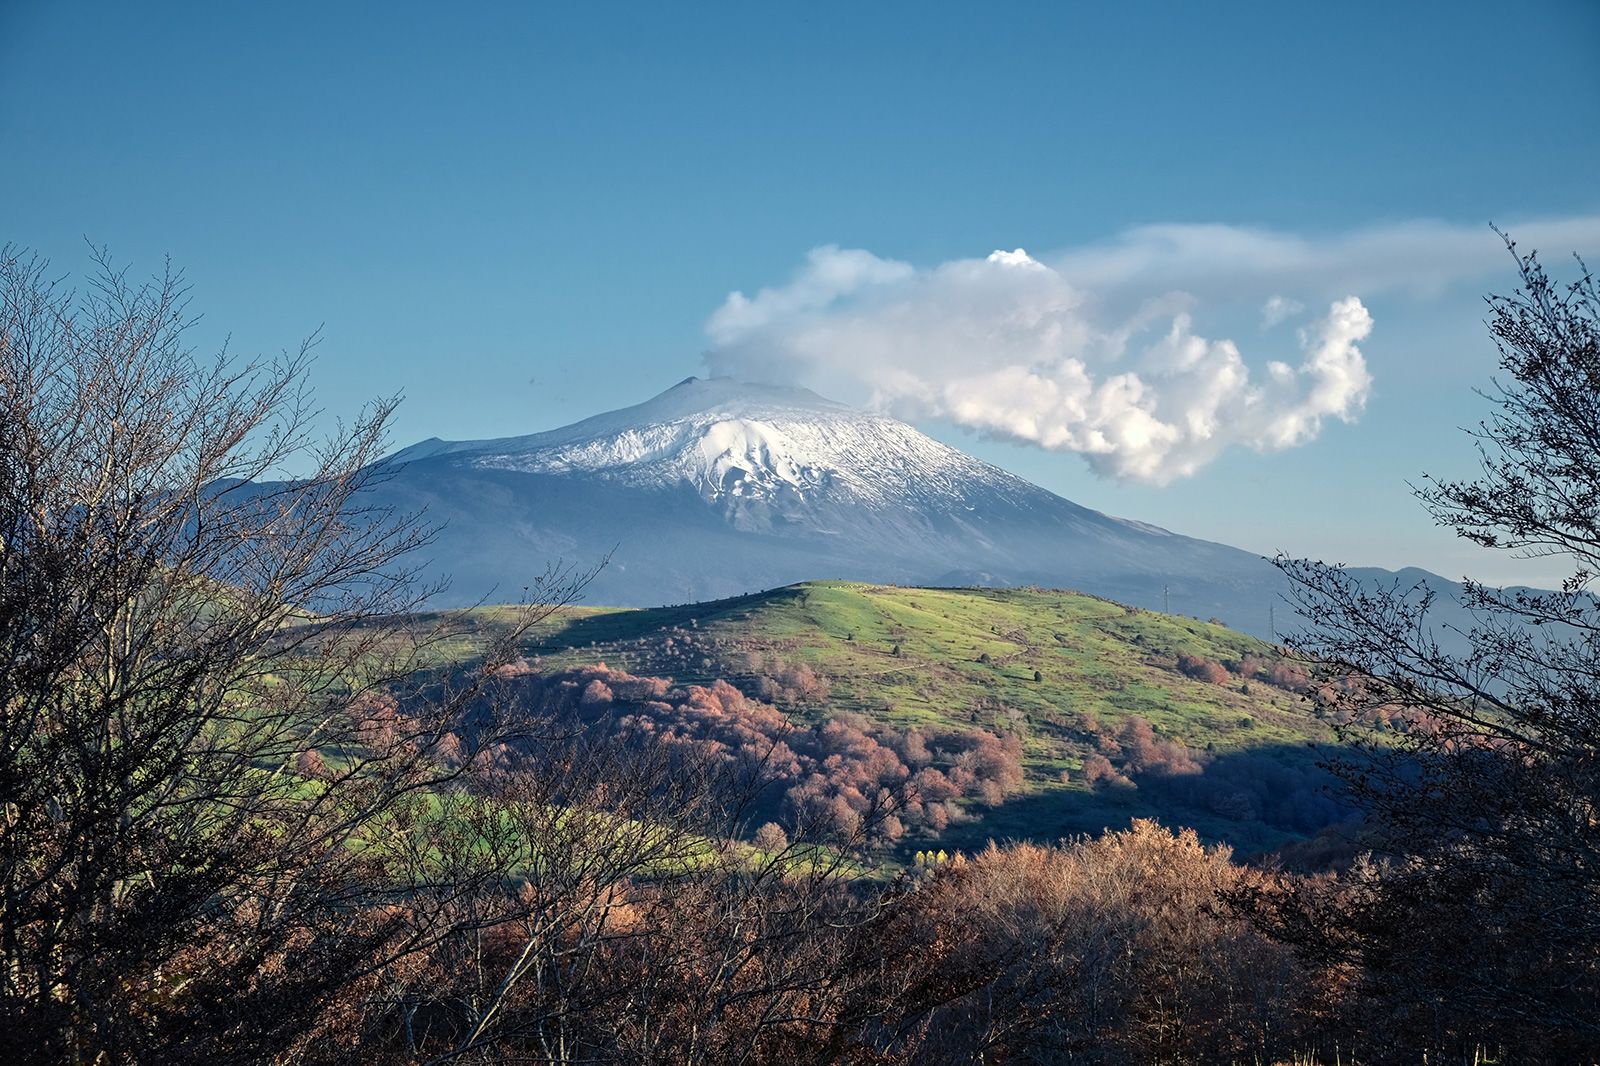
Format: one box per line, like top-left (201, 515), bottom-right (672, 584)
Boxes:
top-left (1047, 215), bottom-right (1600, 300)
top-left (707, 246), bottom-right (1377, 484)
top-left (985, 247), bottom-right (1048, 270)
top-left (1261, 295), bottom-right (1303, 329)
top-left (702, 216), bottom-right (1597, 484)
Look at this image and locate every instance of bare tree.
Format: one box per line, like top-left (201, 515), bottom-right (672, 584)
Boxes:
top-left (0, 246), bottom-right (591, 1062)
top-left (1247, 235), bottom-right (1600, 1060)
top-left (370, 677), bottom-right (920, 1065)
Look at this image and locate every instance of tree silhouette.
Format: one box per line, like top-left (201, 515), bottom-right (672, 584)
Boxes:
top-left (1246, 235), bottom-right (1600, 1059)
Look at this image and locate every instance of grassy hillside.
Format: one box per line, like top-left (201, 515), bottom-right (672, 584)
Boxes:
top-left (425, 582), bottom-right (1343, 857)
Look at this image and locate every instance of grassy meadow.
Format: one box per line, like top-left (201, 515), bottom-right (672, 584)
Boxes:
top-left (409, 581), bottom-right (1345, 859)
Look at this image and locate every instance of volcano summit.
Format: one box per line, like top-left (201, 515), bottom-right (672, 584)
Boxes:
top-left (364, 376), bottom-right (1301, 633)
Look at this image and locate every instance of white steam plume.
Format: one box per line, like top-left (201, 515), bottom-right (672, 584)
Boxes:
top-left (705, 244), bottom-right (1373, 484)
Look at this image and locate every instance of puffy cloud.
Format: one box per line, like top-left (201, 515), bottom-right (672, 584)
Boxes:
top-left (705, 216), bottom-right (1600, 483)
top-left (704, 241), bottom-right (1374, 484)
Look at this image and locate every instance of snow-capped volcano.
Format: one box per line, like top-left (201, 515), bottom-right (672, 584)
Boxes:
top-left (226, 375), bottom-right (1492, 639)
top-left (389, 377), bottom-right (1050, 533)
top-left (355, 375), bottom-right (1302, 627)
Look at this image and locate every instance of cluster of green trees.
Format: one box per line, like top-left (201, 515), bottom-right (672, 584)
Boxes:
top-left (0, 239), bottom-right (1595, 1063)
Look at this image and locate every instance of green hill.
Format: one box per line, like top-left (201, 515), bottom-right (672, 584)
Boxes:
top-left (428, 582), bottom-right (1344, 857)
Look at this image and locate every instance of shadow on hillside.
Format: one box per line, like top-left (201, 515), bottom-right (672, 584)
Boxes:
top-left (527, 586), bottom-right (802, 652)
top-left (933, 741), bottom-right (1364, 862)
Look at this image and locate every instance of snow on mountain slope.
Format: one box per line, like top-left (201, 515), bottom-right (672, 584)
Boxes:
top-left (388, 377), bottom-right (1117, 537)
top-left (396, 377), bottom-right (1040, 509)
top-left (362, 376), bottom-right (1310, 630)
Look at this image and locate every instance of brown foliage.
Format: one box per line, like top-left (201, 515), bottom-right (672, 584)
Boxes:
top-left (1114, 715), bottom-right (1202, 776)
top-left (1176, 653), bottom-right (1231, 685)
top-left (866, 820), bottom-right (1319, 1064)
top-left (489, 663), bottom-right (1027, 842)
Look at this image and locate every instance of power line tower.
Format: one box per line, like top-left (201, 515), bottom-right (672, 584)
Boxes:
top-left (1162, 584), bottom-right (1170, 614)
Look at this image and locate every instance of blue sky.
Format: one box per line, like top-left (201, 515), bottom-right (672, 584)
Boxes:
top-left (4, 0), bottom-right (1598, 586)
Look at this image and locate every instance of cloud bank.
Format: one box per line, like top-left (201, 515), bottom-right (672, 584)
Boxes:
top-left (703, 215), bottom-right (1600, 484)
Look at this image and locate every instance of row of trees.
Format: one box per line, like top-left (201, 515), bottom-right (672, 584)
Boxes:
top-left (1, 238), bottom-right (1596, 1062)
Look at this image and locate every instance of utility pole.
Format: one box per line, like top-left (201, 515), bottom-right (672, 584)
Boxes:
top-left (1269, 604), bottom-right (1277, 642)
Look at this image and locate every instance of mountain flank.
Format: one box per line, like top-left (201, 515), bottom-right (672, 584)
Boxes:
top-left (372, 377), bottom-right (1317, 635)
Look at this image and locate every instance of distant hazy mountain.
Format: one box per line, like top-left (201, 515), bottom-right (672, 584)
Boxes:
top-left (358, 376), bottom-right (1462, 639)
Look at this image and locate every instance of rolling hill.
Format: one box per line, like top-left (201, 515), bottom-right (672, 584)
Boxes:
top-left (422, 581), bottom-right (1353, 859)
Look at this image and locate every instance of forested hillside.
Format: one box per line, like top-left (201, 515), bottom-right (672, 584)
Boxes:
top-left (413, 581), bottom-right (1352, 859)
